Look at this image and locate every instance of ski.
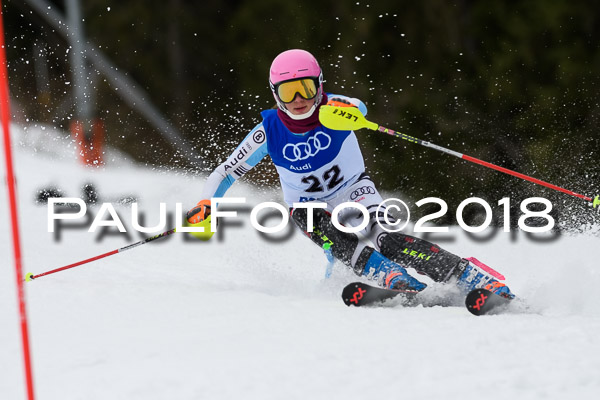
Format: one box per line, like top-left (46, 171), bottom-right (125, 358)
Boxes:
top-left (341, 281), bottom-right (418, 307)
top-left (342, 282), bottom-right (515, 315)
top-left (465, 288), bottom-right (513, 316)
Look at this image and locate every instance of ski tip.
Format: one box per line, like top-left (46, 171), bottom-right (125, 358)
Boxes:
top-left (465, 288), bottom-right (512, 316)
top-left (341, 281), bottom-right (414, 307)
top-left (342, 282), bottom-right (364, 307)
top-left (465, 289), bottom-right (492, 316)
top-left (25, 273), bottom-right (34, 282)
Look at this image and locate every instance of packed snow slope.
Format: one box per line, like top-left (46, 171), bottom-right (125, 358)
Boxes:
top-left (1, 124), bottom-right (599, 400)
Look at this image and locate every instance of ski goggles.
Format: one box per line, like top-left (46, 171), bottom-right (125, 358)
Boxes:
top-left (273, 77), bottom-right (319, 103)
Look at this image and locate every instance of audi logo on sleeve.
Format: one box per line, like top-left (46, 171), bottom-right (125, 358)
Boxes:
top-left (283, 131), bottom-right (332, 162)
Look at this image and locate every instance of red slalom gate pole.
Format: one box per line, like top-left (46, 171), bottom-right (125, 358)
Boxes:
top-left (0, 3), bottom-right (36, 400)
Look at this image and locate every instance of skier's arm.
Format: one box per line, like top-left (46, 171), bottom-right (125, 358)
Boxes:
top-left (187, 123), bottom-right (267, 223)
top-left (201, 123), bottom-right (267, 198)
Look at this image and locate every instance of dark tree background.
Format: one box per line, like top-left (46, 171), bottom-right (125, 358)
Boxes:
top-left (3, 0), bottom-right (600, 230)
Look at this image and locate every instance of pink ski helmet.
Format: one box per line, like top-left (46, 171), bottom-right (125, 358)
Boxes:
top-left (269, 49), bottom-right (324, 120)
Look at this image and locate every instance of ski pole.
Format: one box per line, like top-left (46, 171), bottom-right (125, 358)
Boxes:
top-left (319, 105), bottom-right (599, 207)
top-left (25, 228), bottom-right (177, 281)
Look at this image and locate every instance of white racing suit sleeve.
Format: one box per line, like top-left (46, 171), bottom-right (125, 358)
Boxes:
top-left (201, 123), bottom-right (268, 198)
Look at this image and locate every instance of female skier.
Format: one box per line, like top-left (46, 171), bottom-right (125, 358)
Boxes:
top-left (187, 49), bottom-right (514, 299)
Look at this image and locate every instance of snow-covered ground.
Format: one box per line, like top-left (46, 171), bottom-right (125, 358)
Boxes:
top-left (1, 124), bottom-right (599, 400)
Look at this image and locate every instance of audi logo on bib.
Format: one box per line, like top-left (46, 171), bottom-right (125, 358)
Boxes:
top-left (283, 131), bottom-right (332, 162)
top-left (350, 186), bottom-right (376, 200)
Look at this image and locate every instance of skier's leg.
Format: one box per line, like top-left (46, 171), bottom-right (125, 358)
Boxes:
top-left (374, 230), bottom-right (464, 282)
top-left (332, 174), bottom-right (513, 297)
top-left (326, 174), bottom-right (466, 283)
top-left (370, 224), bottom-right (514, 297)
top-left (290, 206), bottom-right (426, 291)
